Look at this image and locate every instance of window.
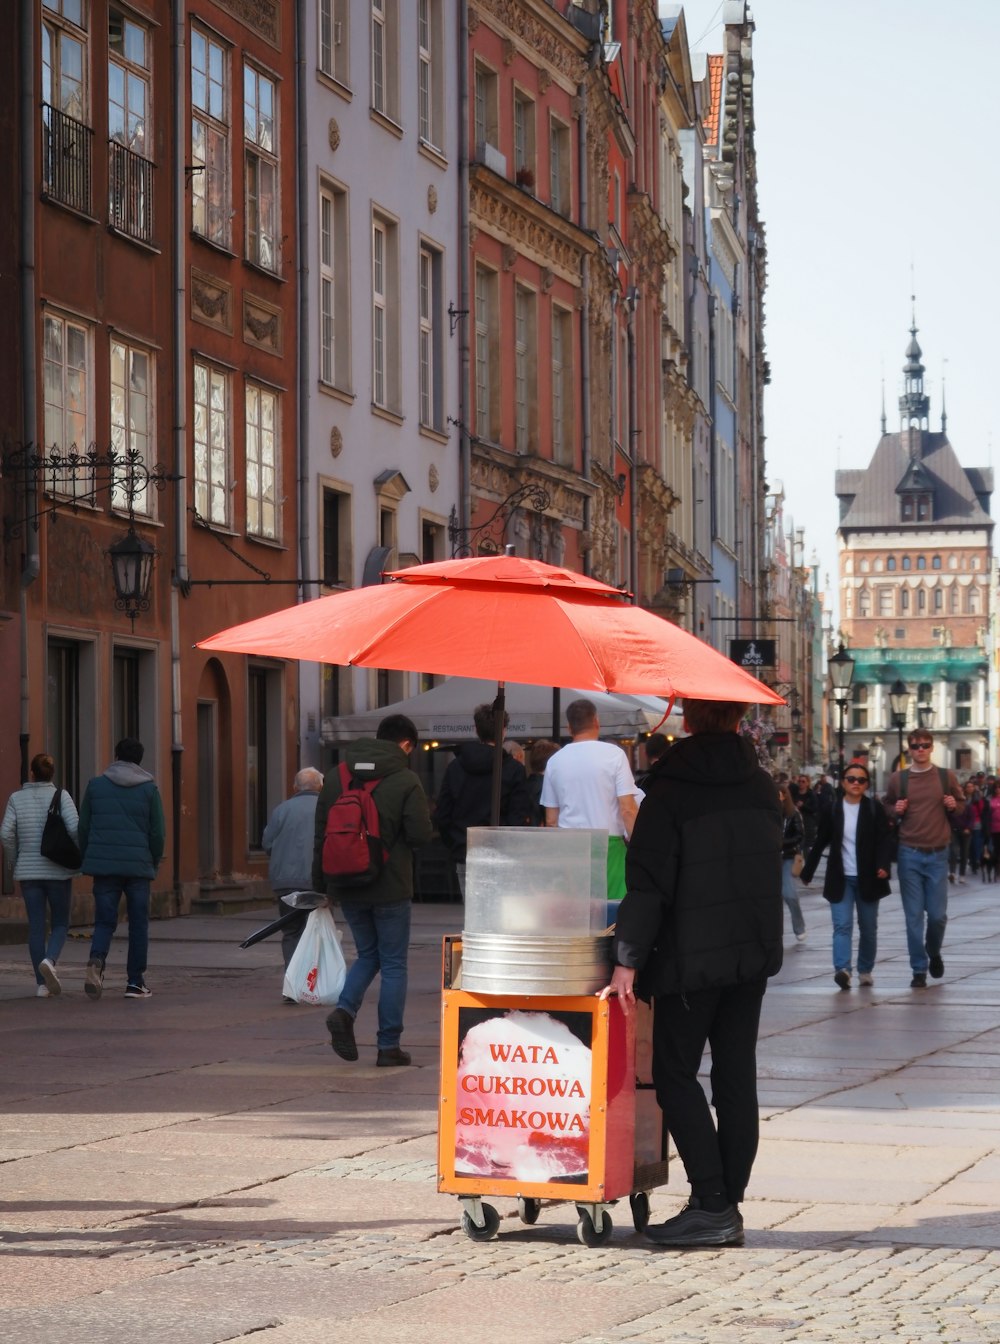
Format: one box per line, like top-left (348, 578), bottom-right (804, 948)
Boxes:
top-left (956, 680), bottom-right (972, 729)
top-left (917, 555), bottom-right (926, 570)
top-left (247, 665), bottom-right (282, 849)
top-left (191, 29), bottom-right (229, 245)
top-left (934, 587), bottom-right (943, 611)
top-left (514, 91), bottom-right (535, 186)
top-left (902, 555), bottom-right (911, 570)
top-left (318, 181), bottom-right (349, 390)
top-left (245, 383), bottom-right (279, 540)
top-left (967, 585), bottom-right (981, 615)
top-left (108, 9), bottom-right (152, 241)
top-left (244, 66), bottom-right (278, 271)
top-left (44, 312), bottom-right (91, 459)
top-left (851, 684), bottom-right (868, 731)
top-left (47, 636), bottom-right (92, 803)
top-left (917, 588), bottom-right (926, 611)
top-left (877, 586), bottom-right (892, 616)
top-left (950, 584), bottom-right (959, 613)
top-left (417, 0), bottom-right (443, 152)
top-left (551, 306), bottom-right (574, 467)
top-left (112, 644), bottom-right (155, 751)
top-left (321, 484), bottom-right (350, 586)
top-left (858, 588), bottom-right (871, 617)
top-left (886, 556), bottom-right (896, 571)
top-left (873, 557), bottom-right (883, 573)
top-left (371, 213), bottom-right (399, 411)
top-left (901, 588), bottom-right (909, 611)
top-left (474, 265), bottom-right (499, 441)
top-left (370, 0), bottom-right (399, 123)
top-left (110, 338), bottom-right (152, 515)
top-left (418, 243), bottom-right (443, 430)
top-left (318, 0), bottom-right (349, 87)
top-left (193, 360), bottom-right (230, 526)
top-left (474, 62), bottom-right (499, 153)
top-left (932, 554), bottom-right (942, 569)
top-left (42, 1), bottom-right (90, 212)
top-left (514, 286), bottom-right (537, 453)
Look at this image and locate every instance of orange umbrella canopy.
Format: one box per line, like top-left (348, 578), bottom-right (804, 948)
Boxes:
top-left (197, 555), bottom-right (783, 705)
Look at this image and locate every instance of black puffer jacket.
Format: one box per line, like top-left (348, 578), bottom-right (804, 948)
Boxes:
top-left (613, 732), bottom-right (783, 998)
top-left (435, 742), bottom-right (532, 862)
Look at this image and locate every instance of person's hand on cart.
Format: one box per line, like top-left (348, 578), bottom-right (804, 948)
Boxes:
top-left (599, 964), bottom-right (636, 1016)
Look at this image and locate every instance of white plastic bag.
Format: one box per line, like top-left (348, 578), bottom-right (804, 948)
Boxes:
top-left (282, 906), bottom-right (346, 1006)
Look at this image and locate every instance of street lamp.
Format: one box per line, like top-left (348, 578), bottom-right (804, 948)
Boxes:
top-left (107, 526), bottom-right (157, 629)
top-left (829, 642), bottom-right (855, 782)
top-left (918, 695), bottom-right (935, 732)
top-left (889, 678), bottom-right (909, 772)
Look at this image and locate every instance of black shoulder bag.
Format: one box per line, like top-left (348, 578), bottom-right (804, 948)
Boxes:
top-left (40, 788), bottom-right (82, 870)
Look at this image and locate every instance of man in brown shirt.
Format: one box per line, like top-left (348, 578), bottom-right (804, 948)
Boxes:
top-left (883, 730), bottom-right (963, 988)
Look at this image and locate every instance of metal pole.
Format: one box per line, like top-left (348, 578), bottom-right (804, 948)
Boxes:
top-left (838, 701), bottom-right (846, 782)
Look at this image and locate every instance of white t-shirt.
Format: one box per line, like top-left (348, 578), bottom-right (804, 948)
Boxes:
top-left (841, 799), bottom-right (861, 877)
top-left (540, 739), bottom-right (642, 836)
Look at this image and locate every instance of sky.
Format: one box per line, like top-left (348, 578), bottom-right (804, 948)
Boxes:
top-left (674, 0), bottom-right (998, 628)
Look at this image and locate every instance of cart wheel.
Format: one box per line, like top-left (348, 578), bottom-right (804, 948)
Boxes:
top-left (517, 1196), bottom-right (542, 1225)
top-left (461, 1203), bottom-right (501, 1241)
top-left (576, 1209), bottom-right (613, 1247)
top-left (629, 1191), bottom-right (650, 1233)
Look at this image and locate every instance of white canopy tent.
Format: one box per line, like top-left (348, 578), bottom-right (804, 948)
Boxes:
top-left (322, 677), bottom-right (682, 744)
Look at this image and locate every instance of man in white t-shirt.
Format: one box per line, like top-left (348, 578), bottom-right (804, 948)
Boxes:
top-left (541, 698), bottom-right (642, 902)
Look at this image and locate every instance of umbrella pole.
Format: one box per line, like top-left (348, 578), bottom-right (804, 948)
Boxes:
top-left (490, 683), bottom-right (506, 827)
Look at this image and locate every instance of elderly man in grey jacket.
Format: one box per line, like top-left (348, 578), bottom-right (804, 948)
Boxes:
top-left (262, 767), bottom-right (324, 991)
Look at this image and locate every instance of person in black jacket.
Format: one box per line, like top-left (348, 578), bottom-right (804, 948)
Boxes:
top-left (435, 704), bottom-right (532, 893)
top-left (779, 784), bottom-right (806, 942)
top-left (800, 761), bottom-right (892, 991)
top-left (604, 698), bottom-right (783, 1249)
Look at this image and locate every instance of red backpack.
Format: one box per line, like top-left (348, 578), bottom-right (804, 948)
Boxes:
top-left (321, 763), bottom-right (388, 887)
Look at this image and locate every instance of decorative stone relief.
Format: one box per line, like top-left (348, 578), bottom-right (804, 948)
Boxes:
top-left (468, 8), bottom-right (479, 32)
top-left (474, 0), bottom-right (585, 83)
top-left (541, 268), bottom-right (555, 293)
top-left (539, 69), bottom-right (551, 93)
top-left (502, 244), bottom-right (517, 271)
top-left (243, 293), bottom-right (282, 355)
top-left (191, 269), bottom-right (232, 334)
top-left (330, 426), bottom-right (343, 458)
top-left (427, 185), bottom-right (438, 214)
top-left (429, 463), bottom-right (440, 493)
top-left (213, 0), bottom-right (280, 48)
top-left (328, 119), bottom-right (340, 152)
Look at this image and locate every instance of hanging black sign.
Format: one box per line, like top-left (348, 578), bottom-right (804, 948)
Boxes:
top-left (729, 639), bottom-right (776, 669)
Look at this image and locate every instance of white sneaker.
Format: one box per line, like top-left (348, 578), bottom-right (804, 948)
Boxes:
top-left (36, 984), bottom-right (50, 997)
top-left (796, 932), bottom-right (807, 943)
top-left (39, 958), bottom-right (62, 995)
top-left (859, 972), bottom-right (874, 987)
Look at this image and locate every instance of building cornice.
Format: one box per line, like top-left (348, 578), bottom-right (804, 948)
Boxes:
top-left (470, 166), bottom-right (597, 284)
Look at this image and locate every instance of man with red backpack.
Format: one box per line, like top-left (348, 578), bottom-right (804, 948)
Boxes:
top-left (312, 714), bottom-right (432, 1067)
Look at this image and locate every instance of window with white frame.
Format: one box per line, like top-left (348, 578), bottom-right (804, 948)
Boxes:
top-left (370, 0), bottom-right (399, 123)
top-left (244, 65), bottom-right (277, 271)
top-left (956, 680), bottom-right (972, 728)
top-left (245, 382), bottom-right (279, 540)
top-left (551, 305), bottom-right (573, 467)
top-left (191, 28), bottom-right (229, 245)
top-left (42, 1), bottom-right (90, 212)
top-left (110, 337), bottom-right (152, 515)
top-left (418, 242), bottom-right (443, 430)
top-left (549, 115), bottom-right (570, 215)
top-left (371, 212), bottom-right (399, 412)
top-left (474, 62), bottom-right (498, 153)
top-left (514, 285), bottom-right (536, 454)
top-left (417, 0), bottom-right (443, 152)
top-left (318, 180), bottom-right (349, 391)
top-left (851, 684), bottom-right (868, 731)
top-left (513, 90), bottom-right (535, 185)
top-left (318, 0), bottom-right (349, 87)
top-left (715, 435), bottom-right (735, 549)
top-left (108, 9), bottom-right (152, 241)
top-left (193, 359), bottom-right (230, 526)
top-left (877, 586), bottom-right (892, 617)
top-left (474, 265), bottom-right (498, 441)
top-left (44, 312), bottom-right (91, 458)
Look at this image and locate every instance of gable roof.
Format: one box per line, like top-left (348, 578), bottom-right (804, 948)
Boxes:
top-left (836, 431), bottom-right (993, 531)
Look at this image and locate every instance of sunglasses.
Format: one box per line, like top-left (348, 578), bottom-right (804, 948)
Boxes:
top-left (910, 742), bottom-right (933, 750)
top-left (843, 775), bottom-right (868, 784)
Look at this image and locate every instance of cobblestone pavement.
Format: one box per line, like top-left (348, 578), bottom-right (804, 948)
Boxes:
top-left (4, 884), bottom-right (1000, 1343)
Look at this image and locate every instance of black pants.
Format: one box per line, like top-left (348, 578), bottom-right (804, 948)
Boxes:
top-left (652, 976), bottom-right (767, 1206)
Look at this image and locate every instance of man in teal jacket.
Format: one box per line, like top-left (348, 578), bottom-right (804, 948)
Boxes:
top-left (79, 738), bottom-right (165, 1000)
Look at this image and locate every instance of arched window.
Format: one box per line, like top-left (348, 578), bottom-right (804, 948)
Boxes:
top-left (917, 556), bottom-right (927, 570)
top-left (860, 558), bottom-right (870, 574)
top-left (887, 556), bottom-right (897, 571)
top-left (932, 555), bottom-right (941, 569)
top-left (948, 554), bottom-right (958, 569)
top-left (901, 588), bottom-right (910, 611)
top-left (873, 557), bottom-right (884, 573)
top-left (902, 556), bottom-right (911, 571)
top-left (858, 587), bottom-right (871, 617)
top-left (917, 588), bottom-right (926, 611)
top-left (934, 587), bottom-right (943, 611)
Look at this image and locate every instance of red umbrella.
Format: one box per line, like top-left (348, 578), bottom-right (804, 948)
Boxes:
top-left (198, 554), bottom-right (783, 819)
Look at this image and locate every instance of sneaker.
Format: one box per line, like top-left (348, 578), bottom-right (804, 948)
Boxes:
top-left (325, 1007), bottom-right (359, 1061)
top-left (84, 958), bottom-right (104, 1001)
top-left (376, 1047), bottom-right (412, 1067)
top-left (36, 984), bottom-right (50, 997)
top-left (795, 932), bottom-right (807, 943)
top-left (910, 972), bottom-right (927, 989)
top-left (646, 1198), bottom-right (744, 1248)
top-left (39, 958), bottom-right (62, 996)
top-left (948, 873), bottom-right (956, 884)
top-left (858, 972), bottom-right (874, 986)
top-left (124, 983), bottom-right (152, 998)
top-left (958, 877), bottom-right (967, 885)
top-left (834, 969), bottom-right (851, 990)
top-left (928, 954), bottom-right (944, 979)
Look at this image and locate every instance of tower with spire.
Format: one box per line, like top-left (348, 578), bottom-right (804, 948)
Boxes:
top-left (898, 304), bottom-right (930, 430)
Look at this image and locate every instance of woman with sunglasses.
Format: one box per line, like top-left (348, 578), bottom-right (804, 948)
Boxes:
top-left (800, 763), bottom-right (893, 990)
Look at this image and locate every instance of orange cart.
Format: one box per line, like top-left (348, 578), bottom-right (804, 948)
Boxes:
top-left (437, 937), bottom-right (669, 1246)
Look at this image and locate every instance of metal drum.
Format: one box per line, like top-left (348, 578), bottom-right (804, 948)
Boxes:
top-left (461, 933), bottom-right (612, 996)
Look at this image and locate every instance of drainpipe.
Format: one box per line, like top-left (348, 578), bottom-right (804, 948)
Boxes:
top-left (626, 288), bottom-right (639, 606)
top-left (577, 75), bottom-right (592, 576)
top-left (295, 0), bottom-right (310, 766)
top-left (748, 229), bottom-right (761, 626)
top-left (19, 0), bottom-right (39, 783)
top-left (170, 1), bottom-right (188, 900)
top-left (457, 0), bottom-right (471, 535)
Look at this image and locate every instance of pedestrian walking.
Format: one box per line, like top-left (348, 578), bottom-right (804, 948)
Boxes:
top-left (778, 785), bottom-right (806, 942)
top-left (313, 714), bottom-right (432, 1067)
top-left (262, 767), bottom-right (324, 994)
top-left (79, 738), bottom-right (165, 1000)
top-left (882, 730), bottom-right (963, 988)
top-left (524, 738), bottom-right (560, 826)
top-left (0, 753), bottom-right (80, 997)
top-left (603, 698), bottom-right (783, 1248)
top-left (800, 762), bottom-right (892, 990)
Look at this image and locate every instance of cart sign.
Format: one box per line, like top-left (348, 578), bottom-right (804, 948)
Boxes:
top-left (729, 639), bottom-right (775, 669)
top-left (454, 1008), bottom-right (593, 1184)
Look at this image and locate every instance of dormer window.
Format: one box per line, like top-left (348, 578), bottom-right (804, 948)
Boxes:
top-left (901, 492), bottom-right (932, 523)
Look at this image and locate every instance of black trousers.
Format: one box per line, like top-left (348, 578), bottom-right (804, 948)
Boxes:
top-left (652, 976), bottom-right (767, 1206)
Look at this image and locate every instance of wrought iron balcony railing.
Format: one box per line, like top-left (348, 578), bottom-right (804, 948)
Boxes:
top-left (42, 103), bottom-right (92, 214)
top-left (108, 140), bottom-right (155, 244)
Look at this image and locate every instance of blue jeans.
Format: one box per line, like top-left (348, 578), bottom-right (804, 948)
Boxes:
top-left (781, 857), bottom-right (805, 936)
top-left (831, 876), bottom-right (879, 975)
top-left (337, 899), bottom-right (411, 1050)
top-left (89, 876), bottom-right (151, 986)
top-left (897, 845), bottom-right (949, 974)
top-left (21, 880), bottom-right (72, 984)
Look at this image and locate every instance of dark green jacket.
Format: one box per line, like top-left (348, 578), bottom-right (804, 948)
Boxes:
top-left (312, 739), bottom-right (432, 904)
top-left (79, 762), bottom-right (165, 878)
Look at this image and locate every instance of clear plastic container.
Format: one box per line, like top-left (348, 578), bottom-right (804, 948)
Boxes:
top-left (464, 827), bottom-right (609, 937)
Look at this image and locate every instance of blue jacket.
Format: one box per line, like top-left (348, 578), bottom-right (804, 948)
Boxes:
top-left (79, 762), bottom-right (165, 878)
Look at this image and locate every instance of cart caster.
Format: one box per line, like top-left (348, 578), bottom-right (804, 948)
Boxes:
top-left (517, 1196), bottom-right (542, 1225)
top-left (629, 1191), bottom-right (650, 1233)
top-left (460, 1201), bottom-right (501, 1242)
top-left (575, 1206), bottom-right (613, 1247)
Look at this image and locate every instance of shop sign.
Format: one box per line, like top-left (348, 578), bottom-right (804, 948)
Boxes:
top-left (729, 638), bottom-right (775, 668)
